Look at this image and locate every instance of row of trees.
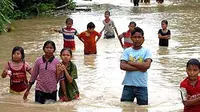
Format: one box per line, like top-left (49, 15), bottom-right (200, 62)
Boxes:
top-left (0, 0), bottom-right (76, 33)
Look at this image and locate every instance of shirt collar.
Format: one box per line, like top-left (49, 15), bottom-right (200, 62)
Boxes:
top-left (42, 55), bottom-right (55, 63)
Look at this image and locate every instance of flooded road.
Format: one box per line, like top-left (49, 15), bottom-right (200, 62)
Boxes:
top-left (0, 0), bottom-right (200, 111)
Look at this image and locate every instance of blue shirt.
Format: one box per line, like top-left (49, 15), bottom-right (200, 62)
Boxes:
top-left (120, 47), bottom-right (152, 87)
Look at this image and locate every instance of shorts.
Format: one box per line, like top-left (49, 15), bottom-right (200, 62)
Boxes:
top-left (104, 34), bottom-right (115, 39)
top-left (35, 90), bottom-right (57, 104)
top-left (121, 85), bottom-right (148, 105)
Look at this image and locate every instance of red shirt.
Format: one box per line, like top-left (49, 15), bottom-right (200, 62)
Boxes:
top-left (180, 76), bottom-right (200, 112)
top-left (79, 30), bottom-right (101, 54)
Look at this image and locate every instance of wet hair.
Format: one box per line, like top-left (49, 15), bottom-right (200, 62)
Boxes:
top-left (105, 10), bottom-right (110, 15)
top-left (65, 18), bottom-right (73, 24)
top-left (186, 58), bottom-right (200, 69)
top-left (12, 46), bottom-right (25, 61)
top-left (60, 48), bottom-right (72, 56)
top-left (43, 40), bottom-right (56, 52)
top-left (161, 20), bottom-right (168, 25)
top-left (87, 22), bottom-right (95, 29)
top-left (131, 27), bottom-right (144, 36)
top-left (129, 21), bottom-right (136, 27)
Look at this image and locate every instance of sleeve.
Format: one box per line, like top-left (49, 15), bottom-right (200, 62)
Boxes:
top-left (3, 62), bottom-right (9, 71)
top-left (71, 62), bottom-right (78, 79)
top-left (111, 20), bottom-right (116, 28)
top-left (168, 29), bottom-right (171, 35)
top-left (29, 58), bottom-right (40, 83)
top-left (25, 62), bottom-right (32, 72)
top-left (120, 49), bottom-right (129, 61)
top-left (158, 29), bottom-right (161, 34)
top-left (144, 49), bottom-right (152, 61)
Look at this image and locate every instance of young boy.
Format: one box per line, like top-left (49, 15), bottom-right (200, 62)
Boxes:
top-left (120, 27), bottom-right (152, 105)
top-left (79, 22), bottom-right (101, 55)
top-left (54, 18), bottom-right (81, 50)
top-left (158, 20), bottom-right (171, 47)
top-left (100, 10), bottom-right (119, 39)
top-left (118, 21), bottom-right (136, 49)
top-left (180, 58), bottom-right (200, 112)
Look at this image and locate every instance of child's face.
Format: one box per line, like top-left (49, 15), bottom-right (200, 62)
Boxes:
top-left (104, 12), bottom-right (110, 19)
top-left (161, 22), bottom-right (167, 29)
top-left (186, 65), bottom-right (200, 81)
top-left (128, 24), bottom-right (135, 31)
top-left (60, 50), bottom-right (72, 63)
top-left (87, 28), bottom-right (94, 33)
top-left (43, 44), bottom-right (55, 56)
top-left (12, 51), bottom-right (22, 62)
top-left (66, 21), bottom-right (73, 28)
top-left (131, 32), bottom-right (144, 47)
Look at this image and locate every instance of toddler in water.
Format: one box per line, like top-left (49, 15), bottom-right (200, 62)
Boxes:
top-left (58, 48), bottom-right (79, 102)
top-left (1, 46), bottom-right (32, 94)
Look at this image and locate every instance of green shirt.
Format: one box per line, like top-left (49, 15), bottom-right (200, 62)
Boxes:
top-left (59, 61), bottom-right (79, 100)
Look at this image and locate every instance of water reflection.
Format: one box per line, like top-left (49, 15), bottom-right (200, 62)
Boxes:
top-left (83, 54), bottom-right (96, 68)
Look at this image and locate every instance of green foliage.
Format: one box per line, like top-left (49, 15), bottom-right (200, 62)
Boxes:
top-left (0, 0), bottom-right (13, 32)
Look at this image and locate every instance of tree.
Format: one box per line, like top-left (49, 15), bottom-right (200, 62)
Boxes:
top-left (0, 0), bottom-right (13, 32)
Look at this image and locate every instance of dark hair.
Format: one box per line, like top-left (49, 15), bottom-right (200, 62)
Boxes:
top-left (161, 20), bottom-right (168, 25)
top-left (87, 22), bottom-right (95, 29)
top-left (12, 46), bottom-right (25, 61)
top-left (60, 48), bottom-right (72, 56)
top-left (131, 27), bottom-right (144, 36)
top-left (65, 18), bottom-right (73, 24)
top-left (105, 10), bottom-right (110, 15)
top-left (43, 40), bottom-right (56, 52)
top-left (186, 58), bottom-right (200, 68)
top-left (129, 21), bottom-right (136, 27)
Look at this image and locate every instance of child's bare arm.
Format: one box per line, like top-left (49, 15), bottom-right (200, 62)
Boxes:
top-left (120, 60), bottom-right (140, 71)
top-left (183, 96), bottom-right (200, 106)
top-left (128, 58), bottom-right (152, 72)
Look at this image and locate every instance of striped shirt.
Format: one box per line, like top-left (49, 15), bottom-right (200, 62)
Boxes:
top-left (30, 56), bottom-right (61, 93)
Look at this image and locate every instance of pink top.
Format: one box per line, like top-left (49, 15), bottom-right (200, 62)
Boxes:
top-left (30, 56), bottom-right (60, 93)
top-left (4, 61), bottom-right (31, 73)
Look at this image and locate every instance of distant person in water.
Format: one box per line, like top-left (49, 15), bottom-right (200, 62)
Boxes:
top-left (133, 0), bottom-right (140, 6)
top-left (100, 10), bottom-right (119, 39)
top-left (158, 20), bottom-right (171, 47)
top-left (156, 0), bottom-right (164, 4)
top-left (118, 21), bottom-right (137, 49)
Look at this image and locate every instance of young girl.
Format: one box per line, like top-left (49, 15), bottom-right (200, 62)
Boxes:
top-left (118, 21), bottom-right (136, 49)
top-left (23, 40), bottom-right (67, 104)
top-left (158, 20), bottom-right (171, 47)
top-left (100, 10), bottom-right (119, 39)
top-left (58, 48), bottom-right (79, 102)
top-left (1, 46), bottom-right (32, 93)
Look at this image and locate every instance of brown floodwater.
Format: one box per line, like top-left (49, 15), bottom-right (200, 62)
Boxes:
top-left (0, 0), bottom-right (200, 111)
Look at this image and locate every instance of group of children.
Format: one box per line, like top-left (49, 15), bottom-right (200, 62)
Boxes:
top-left (2, 41), bottom-right (79, 104)
top-left (2, 9), bottom-right (197, 112)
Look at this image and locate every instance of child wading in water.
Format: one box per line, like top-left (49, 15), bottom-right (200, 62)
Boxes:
top-left (23, 40), bottom-right (67, 104)
top-left (118, 21), bottom-right (136, 49)
top-left (54, 18), bottom-right (82, 50)
top-left (1, 46), bottom-right (32, 94)
top-left (180, 58), bottom-right (200, 112)
top-left (158, 20), bottom-right (171, 47)
top-left (101, 10), bottom-right (119, 39)
top-left (58, 48), bottom-right (79, 102)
